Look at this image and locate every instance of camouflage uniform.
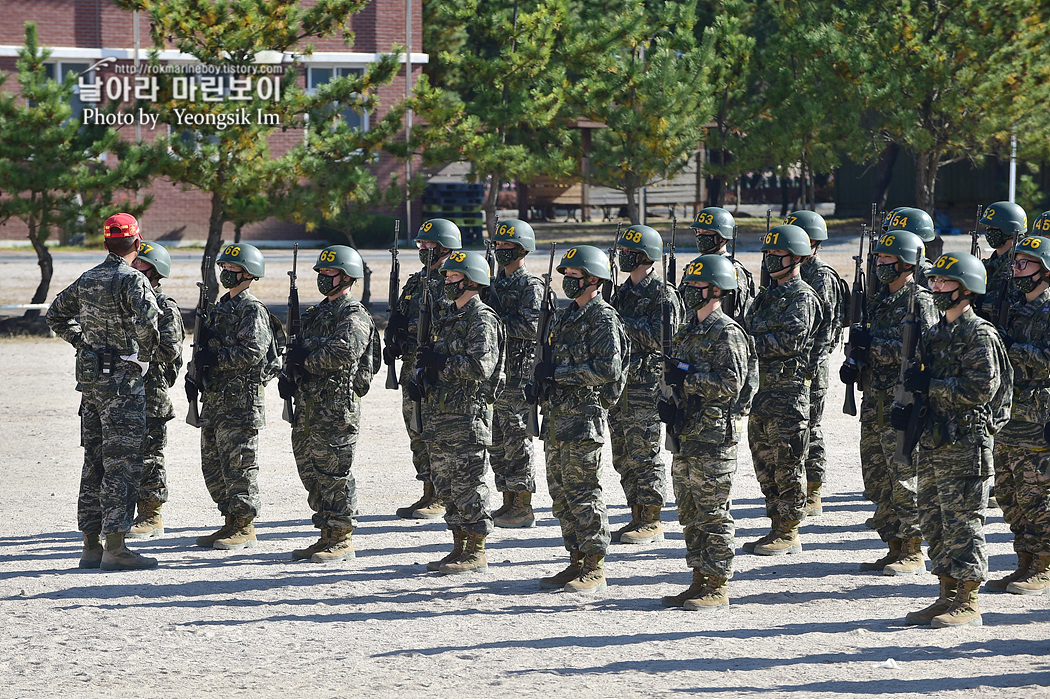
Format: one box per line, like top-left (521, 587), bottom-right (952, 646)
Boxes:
top-left (543, 295), bottom-right (628, 556)
top-left (724, 254), bottom-right (756, 323)
top-left (800, 254), bottom-right (843, 486)
top-left (422, 296), bottom-right (505, 534)
top-left (916, 307), bottom-right (1012, 582)
top-left (200, 290), bottom-right (273, 520)
top-left (743, 275), bottom-right (824, 524)
top-left (292, 295), bottom-right (378, 530)
top-left (140, 287), bottom-right (184, 503)
top-left (490, 266), bottom-right (543, 494)
top-left (978, 251), bottom-right (1014, 321)
top-left (671, 308), bottom-right (758, 577)
top-left (46, 253), bottom-right (160, 534)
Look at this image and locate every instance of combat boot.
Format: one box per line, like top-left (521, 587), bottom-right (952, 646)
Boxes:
top-left (196, 514), bottom-right (235, 548)
top-left (612, 505), bottom-right (642, 543)
top-left (412, 482), bottom-right (445, 520)
top-left (79, 531), bottom-right (103, 569)
top-left (621, 505), bottom-right (664, 544)
top-left (427, 530), bottom-right (466, 571)
top-left (491, 491), bottom-right (515, 519)
top-left (931, 579), bottom-right (982, 628)
top-left (884, 538), bottom-right (925, 576)
top-left (396, 482), bottom-right (431, 519)
top-left (904, 575), bottom-right (957, 625)
top-left (292, 529), bottom-right (330, 561)
top-left (312, 526), bottom-right (354, 563)
top-left (540, 551), bottom-right (582, 589)
top-left (860, 539), bottom-right (902, 572)
top-left (804, 482), bottom-right (823, 518)
top-left (661, 569), bottom-right (707, 608)
top-left (100, 533), bottom-right (158, 571)
top-left (1007, 553), bottom-right (1050, 596)
top-left (754, 521), bottom-right (802, 556)
top-left (214, 517), bottom-right (257, 550)
top-left (494, 492), bottom-right (536, 528)
top-left (986, 552), bottom-right (1033, 592)
top-left (128, 499), bottom-right (164, 539)
top-left (564, 554), bottom-right (606, 594)
top-left (743, 515), bottom-right (779, 553)
top-left (683, 576), bottom-right (729, 612)
top-left (440, 532), bottom-right (488, 575)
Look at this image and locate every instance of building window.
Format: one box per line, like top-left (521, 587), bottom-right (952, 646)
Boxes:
top-left (44, 62), bottom-right (91, 119)
top-left (306, 66), bottom-right (367, 132)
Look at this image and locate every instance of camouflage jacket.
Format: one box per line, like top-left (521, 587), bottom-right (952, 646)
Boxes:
top-left (493, 265), bottom-right (544, 386)
top-left (743, 274), bottom-right (823, 420)
top-left (201, 290), bottom-right (272, 428)
top-left (801, 253), bottom-right (843, 353)
top-left (391, 265), bottom-right (450, 376)
top-left (672, 308), bottom-right (758, 453)
top-left (999, 287), bottom-right (1050, 446)
top-left (725, 253), bottom-right (756, 323)
top-left (862, 281), bottom-right (938, 397)
top-left (145, 288), bottom-right (185, 420)
top-left (46, 252), bottom-right (159, 396)
top-left (978, 249), bottom-right (1014, 320)
top-left (612, 269), bottom-right (682, 383)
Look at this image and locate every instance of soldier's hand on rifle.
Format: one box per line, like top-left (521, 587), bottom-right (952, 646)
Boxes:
top-left (902, 366), bottom-right (930, 393)
top-left (184, 375), bottom-right (198, 402)
top-left (383, 344), bottom-right (402, 364)
top-left (657, 398), bottom-right (677, 425)
top-left (196, 347), bottom-right (218, 369)
top-left (386, 311), bottom-right (409, 338)
top-left (405, 378), bottom-right (424, 402)
top-left (286, 344), bottom-right (309, 367)
top-left (850, 325), bottom-right (873, 350)
top-left (664, 357), bottom-right (689, 387)
top-left (536, 361), bottom-right (555, 382)
top-left (890, 404), bottom-right (912, 431)
top-left (277, 374), bottom-right (296, 401)
top-left (417, 346), bottom-right (448, 371)
top-left (839, 360), bottom-right (860, 385)
top-left (995, 325), bottom-right (1016, 350)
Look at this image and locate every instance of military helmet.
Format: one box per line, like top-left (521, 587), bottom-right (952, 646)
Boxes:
top-left (981, 201), bottom-right (1027, 236)
top-left (314, 245), bottom-right (364, 279)
top-left (1030, 210), bottom-right (1050, 236)
top-left (760, 224), bottom-right (811, 256)
top-left (618, 224), bottom-right (663, 263)
top-left (493, 219), bottom-right (536, 252)
top-left (874, 230), bottom-right (924, 266)
top-left (557, 245), bottom-right (612, 281)
top-left (881, 206), bottom-right (906, 232)
top-left (1015, 235), bottom-right (1050, 273)
top-left (929, 252), bottom-right (986, 294)
top-left (690, 207), bottom-right (735, 239)
top-left (786, 210), bottom-right (827, 242)
top-left (415, 218), bottom-right (463, 250)
top-left (440, 250), bottom-right (490, 286)
top-left (681, 254), bottom-right (738, 290)
top-left (136, 240), bottom-right (171, 278)
top-left (884, 207), bottom-right (935, 243)
top-left (217, 242), bottom-right (265, 278)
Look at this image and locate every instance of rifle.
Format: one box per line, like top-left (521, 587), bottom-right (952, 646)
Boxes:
top-left (667, 217), bottom-right (677, 286)
top-left (185, 253), bottom-right (215, 427)
top-left (281, 244), bottom-right (301, 424)
top-left (997, 229), bottom-right (1023, 325)
top-left (892, 249), bottom-right (928, 466)
top-left (866, 204), bottom-right (879, 295)
top-left (526, 244), bottom-right (557, 437)
top-left (484, 212), bottom-right (504, 314)
top-left (841, 223), bottom-right (868, 416)
top-left (971, 204), bottom-right (984, 259)
top-left (659, 249), bottom-right (682, 453)
top-left (602, 223), bottom-right (622, 301)
top-left (409, 248), bottom-right (435, 433)
top-left (760, 209), bottom-right (772, 288)
top-left (384, 220), bottom-right (401, 390)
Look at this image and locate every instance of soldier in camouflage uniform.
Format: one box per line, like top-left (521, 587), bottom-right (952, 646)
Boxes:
top-left (987, 234), bottom-right (1050, 595)
top-left (609, 224), bottom-right (683, 544)
top-left (660, 255), bottom-right (758, 611)
top-left (882, 208), bottom-right (937, 288)
top-left (898, 252), bottom-right (1012, 628)
top-left (840, 230), bottom-right (937, 575)
top-left (743, 224), bottom-right (824, 556)
top-left (279, 246), bottom-right (379, 563)
top-left (385, 219), bottom-right (459, 520)
top-left (486, 219), bottom-right (544, 528)
top-left (690, 207), bottom-right (755, 322)
top-left (410, 251), bottom-right (505, 575)
top-left (976, 201), bottom-right (1027, 320)
top-left (192, 243), bottom-right (275, 551)
top-left (47, 213), bottom-right (160, 571)
top-left (127, 241), bottom-right (184, 540)
top-left (531, 245), bottom-right (628, 594)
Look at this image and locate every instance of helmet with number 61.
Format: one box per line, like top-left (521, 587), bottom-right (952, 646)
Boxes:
top-left (760, 224), bottom-right (811, 256)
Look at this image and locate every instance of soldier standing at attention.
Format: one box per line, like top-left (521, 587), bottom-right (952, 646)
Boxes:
top-left (977, 201), bottom-right (1027, 319)
top-left (193, 243), bottom-right (275, 551)
top-left (385, 219), bottom-right (460, 520)
top-left (47, 213), bottom-right (160, 571)
top-left (533, 246), bottom-right (629, 594)
top-left (743, 224), bottom-right (824, 556)
top-left (610, 224), bottom-right (682, 544)
top-left (660, 255), bottom-right (757, 611)
top-left (899, 252), bottom-right (1012, 628)
top-left (127, 241), bottom-right (184, 540)
top-left (281, 246), bottom-right (379, 563)
top-left (882, 208), bottom-right (938, 287)
top-left (690, 207), bottom-right (755, 322)
top-left (415, 251), bottom-right (505, 575)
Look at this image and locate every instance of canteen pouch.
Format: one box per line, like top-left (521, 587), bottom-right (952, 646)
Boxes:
top-left (76, 348), bottom-right (101, 384)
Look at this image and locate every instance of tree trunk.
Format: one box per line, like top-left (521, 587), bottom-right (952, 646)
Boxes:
top-left (915, 149), bottom-right (940, 215)
top-left (780, 174), bottom-right (791, 217)
top-left (484, 175), bottom-right (501, 238)
top-left (516, 180), bottom-right (529, 220)
top-left (624, 184), bottom-right (639, 225)
top-left (870, 142), bottom-right (900, 212)
top-left (205, 189), bottom-right (225, 303)
top-left (234, 222), bottom-right (242, 243)
top-left (26, 213), bottom-right (53, 320)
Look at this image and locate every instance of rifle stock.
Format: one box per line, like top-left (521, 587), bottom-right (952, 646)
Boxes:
top-left (185, 253), bottom-right (215, 427)
top-left (842, 223), bottom-right (869, 416)
top-left (659, 249), bottom-right (682, 453)
top-left (526, 244), bottom-right (557, 437)
top-left (603, 223), bottom-right (622, 301)
top-left (385, 220), bottom-right (401, 390)
top-left (281, 244), bottom-right (300, 424)
top-left (892, 256), bottom-right (927, 465)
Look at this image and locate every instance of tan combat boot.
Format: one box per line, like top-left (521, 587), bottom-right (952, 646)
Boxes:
top-left (986, 552), bottom-right (1033, 592)
top-left (754, 521), bottom-right (802, 556)
top-left (884, 538), bottom-right (926, 576)
top-left (100, 533), bottom-right (158, 571)
top-left (612, 505), bottom-right (641, 543)
top-left (621, 505), bottom-right (664, 544)
top-left (904, 575), bottom-right (957, 625)
top-left (396, 482), bottom-right (431, 519)
top-left (1007, 553), bottom-right (1050, 596)
top-left (411, 482), bottom-right (445, 520)
top-left (491, 491), bottom-right (515, 519)
top-left (494, 492), bottom-right (536, 528)
top-left (564, 554), bottom-right (607, 594)
top-left (292, 529), bottom-right (330, 561)
top-left (312, 526), bottom-right (355, 563)
top-left (860, 539), bottom-right (902, 572)
top-left (804, 482), bottom-right (823, 518)
top-left (214, 517), bottom-right (257, 550)
top-left (196, 514), bottom-right (235, 548)
top-left (931, 579), bottom-right (982, 628)
top-left (79, 531), bottom-right (103, 569)
top-left (683, 576), bottom-right (729, 612)
top-left (661, 569), bottom-right (707, 608)
top-left (440, 532), bottom-right (488, 575)
top-left (540, 551), bottom-right (583, 589)
top-left (428, 530), bottom-right (466, 571)
top-left (128, 499), bottom-right (164, 539)
top-left (743, 515), bottom-right (780, 553)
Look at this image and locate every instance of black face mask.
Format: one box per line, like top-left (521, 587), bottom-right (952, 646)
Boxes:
top-left (763, 252), bottom-right (794, 274)
top-left (681, 285), bottom-right (710, 311)
top-left (562, 276), bottom-right (586, 299)
top-left (444, 280), bottom-right (467, 301)
top-left (495, 248), bottom-right (520, 267)
top-left (419, 248), bottom-right (437, 266)
top-left (876, 262), bottom-right (901, 284)
top-left (220, 269), bottom-right (242, 289)
top-left (696, 234), bottom-right (722, 254)
top-left (618, 249), bottom-right (646, 272)
top-left (317, 272), bottom-right (343, 296)
top-left (985, 228), bottom-right (1012, 249)
top-left (1014, 272), bottom-right (1043, 295)
top-left (932, 289), bottom-right (960, 312)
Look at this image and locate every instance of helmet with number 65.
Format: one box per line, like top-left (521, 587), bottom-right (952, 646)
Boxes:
top-left (314, 245), bottom-right (364, 279)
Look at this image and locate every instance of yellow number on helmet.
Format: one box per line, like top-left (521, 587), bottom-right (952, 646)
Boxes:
top-left (936, 256), bottom-right (958, 269)
top-left (422, 222), bottom-right (433, 231)
top-left (140, 244), bottom-right (153, 254)
top-left (565, 248), bottom-right (577, 259)
top-left (986, 208), bottom-right (996, 219)
top-left (764, 232), bottom-right (779, 245)
top-left (451, 252), bottom-right (466, 262)
top-left (883, 235), bottom-right (896, 247)
top-left (787, 215), bottom-right (797, 225)
top-left (1025, 237), bottom-right (1041, 249)
top-left (1038, 218), bottom-right (1050, 231)
top-left (225, 245), bottom-right (241, 256)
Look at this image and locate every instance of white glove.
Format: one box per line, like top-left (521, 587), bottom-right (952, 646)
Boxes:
top-left (120, 352), bottom-right (150, 377)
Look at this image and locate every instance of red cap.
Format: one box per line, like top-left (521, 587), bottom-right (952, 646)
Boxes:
top-left (103, 213), bottom-right (140, 239)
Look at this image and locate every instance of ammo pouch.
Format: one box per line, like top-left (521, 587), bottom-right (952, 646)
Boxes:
top-left (76, 348), bottom-right (117, 384)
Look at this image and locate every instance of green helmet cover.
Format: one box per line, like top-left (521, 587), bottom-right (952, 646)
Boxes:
top-left (1030, 210), bottom-right (1050, 236)
top-left (981, 201), bottom-right (1027, 236)
top-left (760, 224), bottom-right (811, 256)
top-left (440, 250), bottom-right (490, 286)
top-left (493, 219), bottom-right (536, 252)
top-left (929, 252), bottom-right (986, 294)
top-left (557, 244), bottom-right (612, 281)
top-left (1015, 235), bottom-right (1050, 273)
top-left (682, 254), bottom-right (738, 290)
top-left (884, 207), bottom-right (936, 243)
top-left (786, 210), bottom-right (827, 242)
top-left (314, 245), bottom-right (364, 279)
top-left (217, 242), bottom-right (265, 278)
top-left (690, 207), bottom-right (735, 239)
top-left (618, 224), bottom-right (663, 262)
top-left (416, 218), bottom-right (463, 249)
top-left (882, 206), bottom-right (906, 232)
top-left (875, 230), bottom-right (925, 266)
top-left (137, 240), bottom-right (171, 278)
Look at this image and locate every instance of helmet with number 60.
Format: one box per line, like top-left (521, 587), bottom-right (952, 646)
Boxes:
top-left (760, 224), bottom-right (811, 256)
top-left (981, 201), bottom-right (1028, 236)
top-left (217, 242), bottom-right (266, 278)
top-left (874, 230), bottom-right (924, 266)
top-left (929, 252), bottom-right (986, 294)
top-left (415, 218), bottom-right (463, 250)
top-left (884, 207), bottom-right (936, 243)
top-left (786, 210), bottom-right (827, 242)
top-left (690, 207), bottom-right (735, 239)
top-left (440, 250), bottom-right (490, 286)
top-left (1015, 235), bottom-right (1050, 273)
top-left (493, 219), bottom-right (536, 252)
top-left (681, 254), bottom-right (738, 290)
top-left (557, 245), bottom-right (612, 281)
top-left (618, 224), bottom-right (663, 263)
top-left (137, 241), bottom-right (171, 278)
top-left (314, 245), bottom-right (364, 279)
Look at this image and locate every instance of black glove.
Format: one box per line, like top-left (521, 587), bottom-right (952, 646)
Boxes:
top-left (417, 346), bottom-right (448, 371)
top-left (535, 361), bottom-right (555, 382)
top-left (383, 345), bottom-right (402, 365)
top-left (657, 399), bottom-right (678, 425)
top-left (277, 374), bottom-right (296, 401)
top-left (995, 325), bottom-right (1015, 350)
top-left (405, 379), bottom-right (424, 402)
top-left (184, 375), bottom-right (198, 402)
top-left (902, 366), bottom-right (930, 393)
top-left (850, 325), bottom-right (873, 351)
top-left (285, 345), bottom-right (309, 367)
top-left (890, 403), bottom-right (912, 431)
top-left (664, 357), bottom-right (689, 387)
top-left (525, 382), bottom-right (540, 404)
top-left (195, 347), bottom-right (218, 369)
top-left (839, 361), bottom-right (860, 385)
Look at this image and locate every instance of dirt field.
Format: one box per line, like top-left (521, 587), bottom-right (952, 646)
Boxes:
top-left (2, 243), bottom-right (1049, 698)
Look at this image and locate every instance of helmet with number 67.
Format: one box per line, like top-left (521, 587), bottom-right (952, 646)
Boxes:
top-left (557, 245), bottom-right (612, 281)
top-left (786, 210), bottom-right (827, 242)
top-left (682, 254), bottom-right (738, 290)
top-left (137, 241), bottom-right (171, 278)
top-left (217, 242), bottom-right (266, 278)
top-left (314, 245), bottom-right (364, 279)
top-left (929, 252), bottom-right (986, 294)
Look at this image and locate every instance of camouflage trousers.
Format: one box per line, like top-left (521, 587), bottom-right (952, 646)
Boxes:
top-left (137, 416), bottom-right (170, 503)
top-left (545, 436), bottom-right (611, 556)
top-left (608, 380), bottom-right (666, 507)
top-left (859, 411), bottom-right (921, 542)
top-left (748, 414), bottom-right (809, 523)
top-left (805, 374), bottom-right (829, 484)
top-left (917, 444), bottom-right (991, 582)
top-left (400, 384), bottom-right (432, 484)
top-left (490, 384), bottom-right (536, 493)
top-left (993, 441), bottom-right (1050, 556)
top-left (78, 392), bottom-right (146, 534)
top-left (201, 425), bottom-right (261, 519)
top-left (425, 414), bottom-right (493, 535)
top-left (292, 411), bottom-right (360, 530)
top-left (672, 447), bottom-right (737, 578)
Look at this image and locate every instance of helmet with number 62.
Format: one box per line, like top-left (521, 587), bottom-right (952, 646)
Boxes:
top-left (981, 201), bottom-right (1027, 236)
top-left (682, 254), bottom-right (738, 290)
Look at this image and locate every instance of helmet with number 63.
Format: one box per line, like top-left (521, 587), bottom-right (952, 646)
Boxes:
top-left (884, 207), bottom-right (936, 243)
top-left (217, 242), bottom-right (266, 278)
top-left (929, 252), bottom-right (986, 294)
top-left (493, 219), bottom-right (536, 251)
top-left (682, 254), bottom-right (738, 290)
top-left (137, 241), bottom-right (171, 278)
top-left (786, 210), bottom-right (827, 242)
top-left (618, 224), bottom-right (663, 263)
top-left (981, 201), bottom-right (1027, 235)
top-left (874, 230), bottom-right (924, 266)
top-left (760, 224), bottom-right (811, 256)
top-left (690, 207), bottom-right (735, 239)
top-left (314, 245), bottom-right (364, 279)
top-left (416, 218), bottom-right (463, 249)
top-left (440, 250), bottom-right (490, 286)
top-left (557, 245), bottom-right (612, 281)
top-left (1015, 235), bottom-right (1050, 273)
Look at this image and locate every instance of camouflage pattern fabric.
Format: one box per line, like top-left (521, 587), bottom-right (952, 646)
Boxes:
top-left (140, 417), bottom-right (169, 503)
top-left (139, 288), bottom-right (184, 502)
top-left (673, 454), bottom-right (735, 577)
top-left (78, 396), bottom-right (148, 534)
top-left (801, 254), bottom-right (843, 485)
top-left (994, 440), bottom-right (1050, 556)
top-left (201, 426), bottom-right (261, 518)
top-left (545, 437), bottom-right (610, 555)
top-left (978, 249), bottom-right (1015, 320)
top-left (725, 254), bottom-right (756, 323)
